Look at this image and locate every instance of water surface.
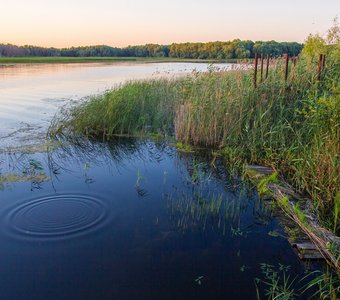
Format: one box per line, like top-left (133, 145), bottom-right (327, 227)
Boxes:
top-left (0, 62), bottom-right (231, 149)
top-left (0, 62), bottom-right (317, 299)
top-left (0, 139), bottom-right (310, 300)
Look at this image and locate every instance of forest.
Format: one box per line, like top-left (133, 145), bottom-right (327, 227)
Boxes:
top-left (0, 40), bottom-right (303, 59)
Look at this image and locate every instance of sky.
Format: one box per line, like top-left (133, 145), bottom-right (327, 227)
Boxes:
top-left (0, 0), bottom-right (339, 47)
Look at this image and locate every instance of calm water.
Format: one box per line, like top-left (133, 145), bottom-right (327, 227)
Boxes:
top-left (0, 63), bottom-right (314, 299)
top-left (0, 139), bottom-right (310, 300)
top-left (0, 62), bottom-right (231, 149)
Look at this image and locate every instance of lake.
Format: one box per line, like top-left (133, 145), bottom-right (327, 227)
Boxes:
top-left (0, 62), bottom-right (232, 149)
top-left (0, 62), bottom-right (316, 299)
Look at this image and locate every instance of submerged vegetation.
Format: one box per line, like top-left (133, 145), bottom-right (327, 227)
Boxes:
top-left (50, 23), bottom-right (339, 238)
top-left (0, 157), bottom-right (49, 190)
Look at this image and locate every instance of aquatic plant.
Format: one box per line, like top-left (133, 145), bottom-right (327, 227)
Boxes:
top-left (175, 142), bottom-right (194, 153)
top-left (301, 269), bottom-right (340, 300)
top-left (50, 43), bottom-right (339, 233)
top-left (165, 157), bottom-right (269, 237)
top-left (255, 263), bottom-right (298, 300)
top-left (0, 173), bottom-right (49, 190)
top-left (0, 155), bottom-right (49, 191)
top-left (255, 263), bottom-right (340, 300)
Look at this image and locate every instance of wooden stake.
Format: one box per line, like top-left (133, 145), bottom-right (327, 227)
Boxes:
top-left (292, 56), bottom-right (297, 67)
top-left (254, 53), bottom-right (258, 88)
top-left (260, 54), bottom-right (264, 83)
top-left (265, 54), bottom-right (270, 79)
top-left (284, 54), bottom-right (289, 81)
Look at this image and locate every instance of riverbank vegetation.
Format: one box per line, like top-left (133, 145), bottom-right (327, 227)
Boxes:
top-left (0, 56), bottom-right (238, 65)
top-left (0, 57), bottom-right (138, 64)
top-left (50, 27), bottom-right (339, 235)
top-left (0, 39), bottom-right (302, 59)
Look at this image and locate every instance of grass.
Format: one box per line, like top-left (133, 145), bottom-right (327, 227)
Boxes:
top-left (255, 264), bottom-right (298, 300)
top-left (301, 269), bottom-right (340, 299)
top-left (257, 172), bottom-right (278, 197)
top-left (255, 264), bottom-right (340, 300)
top-left (51, 78), bottom-right (181, 138)
top-left (50, 49), bottom-right (339, 234)
top-left (175, 142), bottom-right (195, 152)
top-left (0, 56), bottom-right (238, 65)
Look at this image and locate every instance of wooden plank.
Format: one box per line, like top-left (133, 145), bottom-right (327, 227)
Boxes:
top-left (245, 165), bottom-right (340, 270)
top-left (293, 242), bottom-right (318, 250)
top-left (292, 242), bottom-right (324, 260)
top-left (298, 252), bottom-right (324, 260)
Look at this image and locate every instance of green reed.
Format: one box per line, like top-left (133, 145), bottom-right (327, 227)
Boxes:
top-left (50, 52), bottom-right (339, 234)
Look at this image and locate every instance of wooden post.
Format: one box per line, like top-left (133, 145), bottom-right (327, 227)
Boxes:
top-left (322, 54), bottom-right (326, 76)
top-left (260, 54), bottom-right (264, 83)
top-left (292, 56), bottom-right (297, 67)
top-left (290, 56), bottom-right (296, 82)
top-left (284, 54), bottom-right (289, 81)
top-left (317, 54), bottom-right (323, 81)
top-left (265, 54), bottom-right (270, 79)
top-left (254, 53), bottom-right (258, 88)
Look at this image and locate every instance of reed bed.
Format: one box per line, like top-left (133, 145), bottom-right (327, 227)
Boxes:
top-left (50, 54), bottom-right (340, 234)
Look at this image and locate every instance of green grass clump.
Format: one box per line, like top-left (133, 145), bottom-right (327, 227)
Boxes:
top-left (175, 142), bottom-right (194, 152)
top-left (281, 196), bottom-right (290, 208)
top-left (293, 203), bottom-right (307, 224)
top-left (257, 173), bottom-right (278, 197)
top-left (51, 49), bottom-right (339, 233)
top-left (53, 79), bottom-right (180, 139)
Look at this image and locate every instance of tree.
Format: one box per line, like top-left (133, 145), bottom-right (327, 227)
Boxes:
top-left (326, 16), bottom-right (340, 45)
top-left (301, 34), bottom-right (326, 61)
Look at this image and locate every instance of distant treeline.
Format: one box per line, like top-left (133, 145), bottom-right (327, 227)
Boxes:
top-left (0, 40), bottom-right (303, 59)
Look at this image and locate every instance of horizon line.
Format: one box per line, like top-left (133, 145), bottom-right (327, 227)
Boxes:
top-left (0, 39), bottom-right (305, 49)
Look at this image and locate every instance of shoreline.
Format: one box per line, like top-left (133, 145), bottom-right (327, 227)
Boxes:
top-left (0, 56), bottom-right (239, 65)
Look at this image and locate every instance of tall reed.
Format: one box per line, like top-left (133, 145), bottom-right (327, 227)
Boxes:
top-left (50, 55), bottom-right (339, 233)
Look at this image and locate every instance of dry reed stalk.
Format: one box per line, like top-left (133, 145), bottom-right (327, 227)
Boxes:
top-left (270, 184), bottom-right (340, 272)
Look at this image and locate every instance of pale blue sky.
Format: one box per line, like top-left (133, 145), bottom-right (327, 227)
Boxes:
top-left (1, 0), bottom-right (339, 47)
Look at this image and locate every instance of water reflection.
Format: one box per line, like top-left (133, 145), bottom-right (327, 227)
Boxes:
top-left (165, 155), bottom-right (272, 238)
top-left (0, 62), bottom-right (232, 148)
top-left (0, 138), bottom-right (308, 300)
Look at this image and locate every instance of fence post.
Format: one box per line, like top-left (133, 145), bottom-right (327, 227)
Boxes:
top-left (265, 54), bottom-right (270, 79)
top-left (292, 55), bottom-right (297, 67)
top-left (290, 56), bottom-right (297, 82)
top-left (260, 54), bottom-right (264, 83)
top-left (254, 53), bottom-right (258, 88)
top-left (284, 54), bottom-right (289, 81)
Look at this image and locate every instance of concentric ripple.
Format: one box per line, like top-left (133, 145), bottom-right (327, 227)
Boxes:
top-left (3, 195), bottom-right (108, 240)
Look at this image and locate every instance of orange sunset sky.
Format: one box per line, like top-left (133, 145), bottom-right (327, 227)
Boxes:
top-left (1, 0), bottom-right (339, 47)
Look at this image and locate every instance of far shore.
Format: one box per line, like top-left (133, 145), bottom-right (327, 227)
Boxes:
top-left (0, 56), bottom-right (239, 65)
